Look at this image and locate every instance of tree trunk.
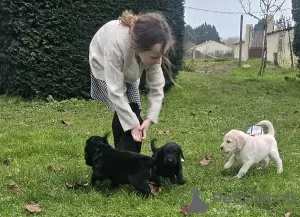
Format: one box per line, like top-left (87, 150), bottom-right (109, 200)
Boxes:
top-left (262, 27), bottom-right (268, 74)
top-left (258, 16), bottom-right (268, 76)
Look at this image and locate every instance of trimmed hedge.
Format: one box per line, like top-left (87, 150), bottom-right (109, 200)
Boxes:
top-left (0, 0), bottom-right (185, 99)
top-left (292, 0), bottom-right (300, 68)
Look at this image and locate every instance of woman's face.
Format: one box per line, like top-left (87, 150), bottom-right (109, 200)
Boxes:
top-left (138, 43), bottom-right (168, 67)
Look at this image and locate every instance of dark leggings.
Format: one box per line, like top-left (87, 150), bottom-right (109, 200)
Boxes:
top-left (112, 102), bottom-right (143, 153)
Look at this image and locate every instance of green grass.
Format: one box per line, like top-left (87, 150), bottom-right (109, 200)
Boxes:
top-left (1, 59), bottom-right (300, 216)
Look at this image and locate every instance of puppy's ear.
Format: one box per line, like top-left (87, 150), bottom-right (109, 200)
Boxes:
top-left (156, 146), bottom-right (164, 161)
top-left (236, 133), bottom-right (246, 150)
top-left (179, 147), bottom-right (185, 162)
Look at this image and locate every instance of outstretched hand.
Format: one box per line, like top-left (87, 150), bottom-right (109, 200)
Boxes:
top-left (131, 125), bottom-right (142, 142)
top-left (140, 118), bottom-right (152, 141)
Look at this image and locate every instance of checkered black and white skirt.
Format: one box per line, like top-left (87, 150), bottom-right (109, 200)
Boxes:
top-left (90, 73), bottom-right (142, 111)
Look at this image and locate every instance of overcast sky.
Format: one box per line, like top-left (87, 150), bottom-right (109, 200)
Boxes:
top-left (184, 0), bottom-right (293, 39)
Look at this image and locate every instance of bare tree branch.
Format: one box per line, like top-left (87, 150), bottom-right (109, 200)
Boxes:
top-left (238, 0), bottom-right (286, 76)
top-left (260, 0), bottom-right (267, 14)
top-left (270, 0), bottom-right (285, 14)
top-left (238, 0), bottom-right (261, 20)
top-left (187, 30), bottom-right (195, 42)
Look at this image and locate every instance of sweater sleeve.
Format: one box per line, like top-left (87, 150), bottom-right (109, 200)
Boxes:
top-left (103, 44), bottom-right (140, 132)
top-left (145, 63), bottom-right (166, 124)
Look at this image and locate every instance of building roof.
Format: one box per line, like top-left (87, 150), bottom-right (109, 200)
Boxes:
top-left (194, 40), bottom-right (232, 49)
top-left (267, 26), bottom-right (294, 35)
top-left (233, 40), bottom-right (245, 45)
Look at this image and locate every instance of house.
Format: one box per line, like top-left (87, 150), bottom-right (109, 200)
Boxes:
top-left (233, 15), bottom-right (298, 67)
top-left (192, 40), bottom-right (233, 57)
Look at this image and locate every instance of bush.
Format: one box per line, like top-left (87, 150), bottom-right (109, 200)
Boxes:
top-left (182, 60), bottom-right (197, 72)
top-left (0, 0), bottom-right (185, 99)
top-left (292, 0), bottom-right (300, 68)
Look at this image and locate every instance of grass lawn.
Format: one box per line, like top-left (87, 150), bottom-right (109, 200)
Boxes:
top-left (1, 58), bottom-right (300, 216)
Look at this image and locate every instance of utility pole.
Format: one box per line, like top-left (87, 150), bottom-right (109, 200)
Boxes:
top-left (239, 14), bottom-right (243, 67)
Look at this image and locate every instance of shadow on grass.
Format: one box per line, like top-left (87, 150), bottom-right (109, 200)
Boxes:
top-left (67, 177), bottom-right (184, 199)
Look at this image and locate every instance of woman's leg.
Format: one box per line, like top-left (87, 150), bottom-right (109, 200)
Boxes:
top-left (112, 82), bottom-right (143, 152)
top-left (90, 73), bottom-right (143, 152)
top-left (112, 102), bottom-right (143, 148)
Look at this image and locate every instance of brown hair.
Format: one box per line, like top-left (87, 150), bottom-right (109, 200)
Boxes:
top-left (119, 10), bottom-right (175, 83)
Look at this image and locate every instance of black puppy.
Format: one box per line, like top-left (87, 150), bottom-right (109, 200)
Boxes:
top-left (112, 102), bottom-right (143, 153)
top-left (150, 138), bottom-right (185, 186)
top-left (84, 133), bottom-right (156, 197)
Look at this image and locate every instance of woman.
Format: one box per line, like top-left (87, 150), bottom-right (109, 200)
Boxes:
top-left (89, 10), bottom-right (174, 152)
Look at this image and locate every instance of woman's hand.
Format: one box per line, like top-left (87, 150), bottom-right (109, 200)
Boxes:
top-left (131, 124), bottom-right (142, 142)
top-left (140, 118), bottom-right (152, 140)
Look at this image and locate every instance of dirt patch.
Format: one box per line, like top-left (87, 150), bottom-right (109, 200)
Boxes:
top-left (196, 61), bottom-right (238, 74)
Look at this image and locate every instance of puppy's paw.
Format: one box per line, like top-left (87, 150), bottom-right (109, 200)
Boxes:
top-left (277, 168), bottom-right (283, 174)
top-left (224, 163), bottom-right (232, 169)
top-left (169, 176), bottom-right (176, 184)
top-left (177, 179), bottom-right (186, 185)
top-left (141, 192), bottom-right (151, 199)
top-left (110, 182), bottom-right (119, 189)
top-left (234, 174), bottom-right (242, 179)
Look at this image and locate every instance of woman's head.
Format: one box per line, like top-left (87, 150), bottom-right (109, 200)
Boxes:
top-left (119, 10), bottom-right (174, 69)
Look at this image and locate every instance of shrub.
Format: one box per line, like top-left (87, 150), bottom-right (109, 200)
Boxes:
top-left (0, 0), bottom-right (185, 99)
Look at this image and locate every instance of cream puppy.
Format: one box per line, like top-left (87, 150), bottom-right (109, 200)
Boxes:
top-left (220, 120), bottom-right (283, 178)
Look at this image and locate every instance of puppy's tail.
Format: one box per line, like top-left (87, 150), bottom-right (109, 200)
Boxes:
top-left (255, 120), bottom-right (275, 137)
top-left (150, 138), bottom-right (158, 153)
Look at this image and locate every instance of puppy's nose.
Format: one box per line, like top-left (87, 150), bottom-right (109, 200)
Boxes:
top-left (220, 146), bottom-right (223, 150)
top-left (168, 159), bottom-right (173, 162)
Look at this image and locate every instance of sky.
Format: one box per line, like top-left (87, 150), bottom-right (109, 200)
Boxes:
top-left (184, 0), bottom-right (293, 39)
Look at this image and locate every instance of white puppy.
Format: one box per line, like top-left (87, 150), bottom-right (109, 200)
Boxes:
top-left (220, 120), bottom-right (283, 178)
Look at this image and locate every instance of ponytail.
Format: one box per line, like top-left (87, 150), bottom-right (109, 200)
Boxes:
top-left (119, 10), bottom-right (137, 30)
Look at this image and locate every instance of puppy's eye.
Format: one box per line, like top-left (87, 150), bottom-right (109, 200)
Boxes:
top-left (226, 140), bottom-right (231, 143)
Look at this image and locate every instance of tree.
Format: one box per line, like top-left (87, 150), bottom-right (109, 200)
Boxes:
top-left (254, 17), bottom-right (267, 30)
top-left (194, 23), bottom-right (221, 45)
top-left (275, 14), bottom-right (287, 29)
top-left (184, 25), bottom-right (196, 44)
top-left (222, 36), bottom-right (240, 46)
top-left (183, 23), bottom-right (221, 59)
top-left (0, 0), bottom-right (185, 98)
top-left (292, 0), bottom-right (300, 68)
top-left (239, 0), bottom-right (285, 76)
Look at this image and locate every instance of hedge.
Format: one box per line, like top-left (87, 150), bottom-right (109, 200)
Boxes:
top-left (0, 0), bottom-right (185, 99)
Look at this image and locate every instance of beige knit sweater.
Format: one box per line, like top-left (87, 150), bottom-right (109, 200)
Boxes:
top-left (89, 20), bottom-right (165, 132)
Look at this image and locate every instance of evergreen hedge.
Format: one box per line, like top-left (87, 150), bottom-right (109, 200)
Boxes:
top-left (0, 0), bottom-right (185, 99)
top-left (292, 0), bottom-right (300, 68)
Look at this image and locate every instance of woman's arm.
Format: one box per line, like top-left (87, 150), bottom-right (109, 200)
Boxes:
top-left (145, 63), bottom-right (166, 124)
top-left (101, 43), bottom-right (141, 132)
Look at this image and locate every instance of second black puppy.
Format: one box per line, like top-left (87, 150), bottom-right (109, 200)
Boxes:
top-left (84, 134), bottom-right (156, 197)
top-left (150, 138), bottom-right (186, 186)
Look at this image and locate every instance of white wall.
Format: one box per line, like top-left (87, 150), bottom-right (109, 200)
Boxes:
top-left (267, 29), bottom-right (298, 67)
top-left (195, 41), bottom-right (232, 54)
top-left (233, 43), bottom-right (247, 60)
top-left (233, 26), bottom-right (298, 68)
